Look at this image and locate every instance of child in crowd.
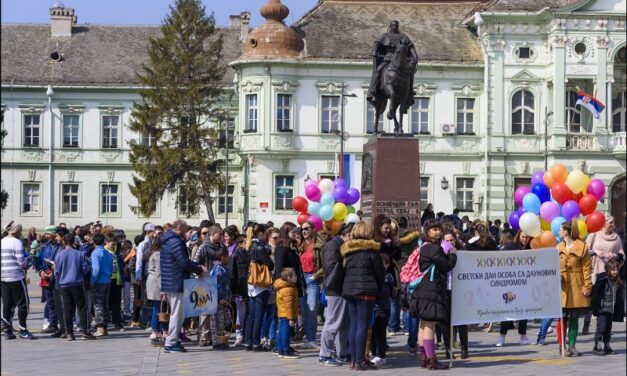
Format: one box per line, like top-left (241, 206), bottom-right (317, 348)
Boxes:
top-left (591, 259), bottom-right (625, 356)
top-left (274, 267), bottom-right (300, 359)
top-left (370, 253), bottom-right (394, 366)
top-left (210, 248), bottom-right (231, 350)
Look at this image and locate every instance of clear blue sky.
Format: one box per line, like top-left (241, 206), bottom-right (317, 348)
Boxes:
top-left (1, 0), bottom-right (319, 26)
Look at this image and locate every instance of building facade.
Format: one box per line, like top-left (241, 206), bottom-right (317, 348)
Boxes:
top-left (1, 0), bottom-right (625, 234)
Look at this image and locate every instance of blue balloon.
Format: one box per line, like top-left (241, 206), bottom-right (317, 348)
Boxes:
top-left (308, 202), bottom-right (321, 217)
top-left (319, 205), bottom-right (334, 221)
top-left (551, 216), bottom-right (567, 237)
top-left (522, 193), bottom-right (541, 214)
top-left (532, 183), bottom-right (551, 203)
top-left (320, 192), bottom-right (335, 207)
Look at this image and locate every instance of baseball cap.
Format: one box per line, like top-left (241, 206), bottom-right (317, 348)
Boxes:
top-left (143, 223), bottom-right (156, 232)
top-left (44, 225), bottom-right (57, 235)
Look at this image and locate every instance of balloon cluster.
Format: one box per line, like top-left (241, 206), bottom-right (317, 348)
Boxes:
top-left (292, 178), bottom-right (362, 233)
top-left (509, 163), bottom-right (606, 248)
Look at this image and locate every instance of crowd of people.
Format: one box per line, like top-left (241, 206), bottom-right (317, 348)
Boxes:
top-left (1, 205), bottom-right (625, 370)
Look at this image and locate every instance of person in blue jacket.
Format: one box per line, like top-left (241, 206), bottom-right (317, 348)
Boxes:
top-left (35, 226), bottom-right (61, 334)
top-left (160, 220), bottom-right (207, 353)
top-left (90, 233), bottom-right (113, 336)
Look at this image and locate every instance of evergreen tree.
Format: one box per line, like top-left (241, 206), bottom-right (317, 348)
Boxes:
top-left (129, 0), bottom-right (226, 221)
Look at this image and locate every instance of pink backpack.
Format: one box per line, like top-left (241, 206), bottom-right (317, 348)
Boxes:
top-left (400, 242), bottom-right (430, 284)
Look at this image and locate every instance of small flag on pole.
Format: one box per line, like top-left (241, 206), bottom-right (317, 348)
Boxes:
top-left (576, 90), bottom-right (605, 119)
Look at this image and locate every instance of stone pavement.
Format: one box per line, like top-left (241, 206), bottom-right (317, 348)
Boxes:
top-left (1, 274), bottom-right (625, 376)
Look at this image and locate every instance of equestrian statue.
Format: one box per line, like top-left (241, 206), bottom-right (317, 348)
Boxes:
top-left (367, 20), bottom-right (418, 134)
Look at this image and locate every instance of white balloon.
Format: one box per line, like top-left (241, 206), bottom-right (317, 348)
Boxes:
top-left (318, 178), bottom-right (334, 193)
top-left (346, 213), bottom-right (360, 224)
top-left (519, 212), bottom-right (542, 237)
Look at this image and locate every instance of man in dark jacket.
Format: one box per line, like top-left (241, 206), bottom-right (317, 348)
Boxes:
top-left (160, 220), bottom-right (207, 353)
top-left (229, 235), bottom-right (250, 346)
top-left (318, 223), bottom-right (353, 366)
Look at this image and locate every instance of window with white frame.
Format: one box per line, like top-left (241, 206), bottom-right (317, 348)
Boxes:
top-left (245, 94), bottom-right (258, 133)
top-left (275, 175), bottom-right (294, 211)
top-left (366, 102), bottom-right (376, 134)
top-left (177, 186), bottom-right (198, 216)
top-left (456, 98), bottom-right (474, 134)
top-left (612, 90), bottom-right (626, 132)
top-left (419, 176), bottom-right (430, 209)
top-left (23, 114), bottom-right (40, 147)
top-left (101, 183), bottom-right (119, 214)
top-left (456, 178), bottom-right (474, 211)
top-left (22, 183), bottom-right (41, 214)
top-left (63, 114), bottom-right (80, 147)
top-left (218, 185), bottom-right (235, 214)
top-left (140, 132), bottom-right (156, 146)
top-left (61, 183), bottom-right (79, 214)
top-left (276, 94), bottom-right (291, 132)
top-left (219, 119), bottom-right (235, 149)
top-left (102, 115), bottom-right (119, 148)
top-left (321, 95), bottom-right (340, 133)
top-left (511, 90), bottom-right (535, 135)
top-left (566, 90), bottom-right (591, 133)
top-left (411, 97), bottom-right (430, 134)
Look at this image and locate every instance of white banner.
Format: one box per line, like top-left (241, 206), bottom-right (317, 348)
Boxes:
top-left (183, 276), bottom-right (218, 318)
top-left (451, 248), bottom-right (562, 326)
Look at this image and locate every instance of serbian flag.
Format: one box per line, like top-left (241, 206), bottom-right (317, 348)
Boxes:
top-left (576, 90), bottom-right (605, 119)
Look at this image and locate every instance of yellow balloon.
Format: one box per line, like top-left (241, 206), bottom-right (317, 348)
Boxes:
top-left (332, 203), bottom-right (348, 221)
top-left (581, 175), bottom-right (590, 194)
top-left (540, 219), bottom-right (551, 231)
top-left (565, 170), bottom-right (587, 194)
top-left (577, 219), bottom-right (588, 239)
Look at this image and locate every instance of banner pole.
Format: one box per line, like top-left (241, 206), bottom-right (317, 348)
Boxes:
top-left (560, 317), bottom-right (566, 358)
top-left (449, 323), bottom-right (454, 368)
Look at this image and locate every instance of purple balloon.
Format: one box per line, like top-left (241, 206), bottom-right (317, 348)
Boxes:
top-left (509, 211), bottom-right (521, 231)
top-left (531, 171), bottom-right (545, 187)
top-left (514, 186), bottom-right (531, 206)
top-left (561, 200), bottom-right (581, 221)
top-left (333, 186), bottom-right (348, 204)
top-left (540, 201), bottom-right (560, 222)
top-left (345, 188), bottom-right (361, 205)
top-left (587, 179), bottom-right (606, 201)
top-left (305, 184), bottom-right (321, 202)
top-left (334, 178), bottom-right (347, 188)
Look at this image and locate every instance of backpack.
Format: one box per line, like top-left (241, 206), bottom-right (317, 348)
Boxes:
top-left (400, 241), bottom-right (430, 284)
top-left (408, 264), bottom-right (436, 318)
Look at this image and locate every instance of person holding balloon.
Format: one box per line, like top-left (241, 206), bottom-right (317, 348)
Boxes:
top-left (556, 220), bottom-right (593, 356)
top-left (298, 220), bottom-right (324, 349)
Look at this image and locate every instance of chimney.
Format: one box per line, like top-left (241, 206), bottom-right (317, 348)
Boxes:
top-left (229, 15), bottom-right (241, 28)
top-left (49, 2), bottom-right (76, 37)
top-left (240, 11), bottom-right (251, 41)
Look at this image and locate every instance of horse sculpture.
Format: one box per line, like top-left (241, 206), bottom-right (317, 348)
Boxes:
top-left (372, 39), bottom-right (413, 134)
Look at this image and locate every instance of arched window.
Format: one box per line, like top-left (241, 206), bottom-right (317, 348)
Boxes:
top-left (612, 47), bottom-right (626, 132)
top-left (511, 89), bottom-right (535, 134)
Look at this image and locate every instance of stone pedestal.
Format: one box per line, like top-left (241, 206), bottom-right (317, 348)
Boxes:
top-left (360, 135), bottom-right (421, 229)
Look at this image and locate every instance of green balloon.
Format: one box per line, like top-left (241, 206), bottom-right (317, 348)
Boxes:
top-left (347, 205), bottom-right (356, 214)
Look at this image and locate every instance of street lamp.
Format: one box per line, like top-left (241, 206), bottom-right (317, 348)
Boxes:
top-left (338, 85), bottom-right (357, 179)
top-left (543, 108), bottom-right (554, 171)
top-left (440, 177), bottom-right (449, 190)
top-left (46, 85), bottom-right (54, 226)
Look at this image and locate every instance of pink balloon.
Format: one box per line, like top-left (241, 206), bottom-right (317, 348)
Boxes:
top-left (539, 201), bottom-right (560, 222)
top-left (587, 179), bottom-right (606, 201)
top-left (514, 186), bottom-right (531, 206)
top-left (305, 184), bottom-right (322, 202)
top-left (309, 215), bottom-right (323, 231)
top-left (305, 179), bottom-right (318, 188)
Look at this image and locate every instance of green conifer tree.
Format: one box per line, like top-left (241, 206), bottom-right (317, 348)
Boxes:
top-left (0, 108), bottom-right (8, 210)
top-left (129, 0), bottom-right (226, 221)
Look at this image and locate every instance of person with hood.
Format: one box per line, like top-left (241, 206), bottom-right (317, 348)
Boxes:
top-left (341, 221), bottom-right (386, 371)
top-left (229, 235), bottom-right (250, 347)
top-left (274, 267), bottom-right (300, 359)
top-left (318, 222), bottom-right (353, 367)
top-left (36, 226), bottom-right (61, 334)
top-left (298, 220), bottom-right (324, 349)
top-left (195, 225), bottom-right (226, 347)
top-left (160, 220), bottom-right (207, 353)
top-left (90, 233), bottom-right (113, 337)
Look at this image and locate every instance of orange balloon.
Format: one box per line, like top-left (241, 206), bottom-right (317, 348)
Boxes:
top-left (543, 171), bottom-right (556, 189)
top-left (540, 219), bottom-right (551, 231)
top-left (530, 237), bottom-right (543, 249)
top-left (328, 219), bottom-right (344, 235)
top-left (550, 163), bottom-right (569, 183)
top-left (540, 230), bottom-right (557, 247)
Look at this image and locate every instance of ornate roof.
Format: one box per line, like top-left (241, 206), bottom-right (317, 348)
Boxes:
top-left (485, 0), bottom-right (580, 12)
top-left (292, 0), bottom-right (484, 64)
top-left (241, 0), bottom-right (304, 59)
top-left (0, 24), bottom-right (241, 87)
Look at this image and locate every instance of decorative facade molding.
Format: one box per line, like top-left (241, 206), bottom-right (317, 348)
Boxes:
top-left (18, 103), bottom-right (45, 113)
top-left (320, 137), bottom-right (340, 150)
top-left (272, 134), bottom-right (293, 148)
top-left (271, 80), bottom-right (299, 93)
top-left (414, 83), bottom-right (437, 96)
top-left (315, 81), bottom-right (344, 95)
top-left (28, 170), bottom-right (36, 181)
top-left (60, 151), bottom-right (80, 162)
top-left (281, 159), bottom-right (289, 173)
top-left (489, 39), bottom-right (507, 51)
top-left (58, 103), bottom-right (85, 113)
top-left (420, 161), bottom-right (425, 174)
top-left (102, 151), bottom-right (120, 163)
top-left (106, 171), bottom-right (115, 182)
top-left (326, 160), bottom-right (334, 173)
top-left (241, 135), bottom-right (260, 150)
top-left (551, 35), bottom-right (567, 48)
top-left (67, 170), bottom-right (75, 182)
top-left (22, 150), bottom-right (44, 161)
top-left (97, 104), bottom-right (124, 114)
top-left (520, 161), bottom-right (529, 175)
top-left (510, 69), bottom-right (541, 83)
top-left (240, 80), bottom-right (263, 93)
top-left (596, 36), bottom-right (610, 49)
top-left (462, 161), bottom-right (470, 175)
top-left (451, 84), bottom-right (482, 97)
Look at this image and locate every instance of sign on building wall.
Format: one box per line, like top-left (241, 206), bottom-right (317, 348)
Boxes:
top-left (451, 248), bottom-right (561, 325)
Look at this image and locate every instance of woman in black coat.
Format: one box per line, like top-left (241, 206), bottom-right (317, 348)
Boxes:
top-left (465, 223), bottom-right (498, 251)
top-left (414, 221), bottom-right (457, 370)
top-left (273, 222), bottom-right (304, 296)
top-left (341, 221), bottom-right (385, 371)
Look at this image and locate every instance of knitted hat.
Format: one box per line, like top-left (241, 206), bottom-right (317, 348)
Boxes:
top-left (44, 225), bottom-right (57, 234)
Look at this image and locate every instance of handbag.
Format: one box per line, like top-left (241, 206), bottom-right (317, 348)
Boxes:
top-left (158, 298), bottom-right (170, 323)
top-left (324, 260), bottom-right (345, 293)
top-left (247, 261), bottom-right (272, 287)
